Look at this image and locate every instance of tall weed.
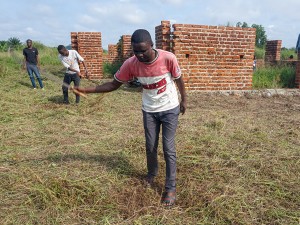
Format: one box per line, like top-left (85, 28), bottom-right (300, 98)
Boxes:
top-left (253, 65), bottom-right (296, 88)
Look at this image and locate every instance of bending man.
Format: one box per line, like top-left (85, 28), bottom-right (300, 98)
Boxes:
top-left (76, 29), bottom-right (187, 206)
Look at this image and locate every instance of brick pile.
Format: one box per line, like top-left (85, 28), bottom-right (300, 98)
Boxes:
top-left (155, 22), bottom-right (256, 91)
top-left (71, 32), bottom-right (103, 79)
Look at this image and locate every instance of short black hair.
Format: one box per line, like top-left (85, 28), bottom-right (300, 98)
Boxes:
top-left (26, 39), bottom-right (32, 43)
top-left (131, 29), bottom-right (153, 45)
top-left (57, 45), bottom-right (66, 51)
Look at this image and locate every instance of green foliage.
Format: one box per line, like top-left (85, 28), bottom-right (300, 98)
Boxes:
top-left (31, 41), bottom-right (47, 50)
top-left (0, 41), bottom-right (8, 51)
top-left (103, 62), bottom-right (122, 78)
top-left (7, 37), bottom-right (22, 50)
top-left (236, 22), bottom-right (267, 48)
top-left (236, 21), bottom-right (249, 28)
top-left (255, 47), bottom-right (265, 59)
top-left (251, 24), bottom-right (267, 48)
top-left (253, 65), bottom-right (296, 89)
top-left (281, 47), bottom-right (297, 60)
top-left (39, 47), bottom-right (61, 66)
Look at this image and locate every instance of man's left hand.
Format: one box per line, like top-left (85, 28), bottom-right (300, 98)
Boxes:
top-left (180, 100), bottom-right (187, 115)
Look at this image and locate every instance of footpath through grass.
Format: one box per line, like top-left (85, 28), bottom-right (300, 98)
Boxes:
top-left (0, 53), bottom-right (300, 224)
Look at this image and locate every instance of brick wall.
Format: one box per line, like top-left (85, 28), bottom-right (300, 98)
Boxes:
top-left (265, 40), bottom-right (282, 64)
top-left (103, 44), bottom-right (122, 63)
top-left (121, 35), bottom-right (133, 60)
top-left (155, 21), bottom-right (256, 91)
top-left (71, 32), bottom-right (103, 79)
top-left (103, 35), bottom-right (132, 64)
top-left (71, 32), bottom-right (78, 51)
top-left (296, 52), bottom-right (300, 88)
top-left (155, 21), bottom-right (171, 51)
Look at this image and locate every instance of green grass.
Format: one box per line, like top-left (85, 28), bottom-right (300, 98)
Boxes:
top-left (253, 65), bottom-right (296, 89)
top-left (0, 52), bottom-right (300, 224)
top-left (281, 48), bottom-right (297, 60)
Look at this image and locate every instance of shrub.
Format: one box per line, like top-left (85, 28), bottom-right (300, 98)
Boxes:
top-left (103, 62), bottom-right (122, 78)
top-left (281, 47), bottom-right (297, 60)
top-left (253, 65), bottom-right (296, 88)
top-left (255, 47), bottom-right (265, 59)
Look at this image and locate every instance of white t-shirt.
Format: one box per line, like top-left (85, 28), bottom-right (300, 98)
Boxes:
top-left (114, 49), bottom-right (181, 113)
top-left (58, 50), bottom-right (84, 74)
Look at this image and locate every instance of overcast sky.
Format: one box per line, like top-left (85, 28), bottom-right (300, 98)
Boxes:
top-left (1, 0), bottom-right (299, 49)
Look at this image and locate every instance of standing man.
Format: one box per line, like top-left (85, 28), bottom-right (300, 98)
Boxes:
top-left (75, 29), bottom-right (187, 206)
top-left (23, 39), bottom-right (44, 89)
top-left (57, 45), bottom-right (88, 104)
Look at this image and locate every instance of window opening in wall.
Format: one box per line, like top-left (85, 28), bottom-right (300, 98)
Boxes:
top-left (186, 54), bottom-right (190, 58)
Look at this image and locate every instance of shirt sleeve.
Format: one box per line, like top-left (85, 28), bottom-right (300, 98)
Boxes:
top-left (35, 48), bottom-right (39, 55)
top-left (169, 54), bottom-right (181, 79)
top-left (114, 59), bottom-right (134, 83)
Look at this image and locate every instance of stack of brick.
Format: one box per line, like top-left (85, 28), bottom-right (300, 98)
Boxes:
top-left (71, 32), bottom-right (78, 51)
top-left (103, 44), bottom-right (122, 63)
top-left (104, 35), bottom-right (132, 64)
top-left (71, 32), bottom-right (103, 79)
top-left (296, 52), bottom-right (300, 88)
top-left (156, 22), bottom-right (256, 91)
top-left (155, 21), bottom-right (172, 52)
top-left (265, 40), bottom-right (282, 64)
top-left (121, 35), bottom-right (133, 60)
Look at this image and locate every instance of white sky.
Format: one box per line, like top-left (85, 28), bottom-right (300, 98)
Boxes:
top-left (1, 0), bottom-right (299, 49)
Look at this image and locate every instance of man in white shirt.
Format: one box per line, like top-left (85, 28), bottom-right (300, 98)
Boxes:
top-left (57, 45), bottom-right (88, 104)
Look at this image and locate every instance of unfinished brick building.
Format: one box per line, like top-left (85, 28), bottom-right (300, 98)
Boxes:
top-left (71, 21), bottom-right (300, 90)
top-left (71, 32), bottom-right (103, 79)
top-left (103, 35), bottom-right (133, 64)
top-left (156, 21), bottom-right (256, 91)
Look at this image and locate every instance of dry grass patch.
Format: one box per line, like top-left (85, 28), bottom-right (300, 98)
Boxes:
top-left (0, 64), bottom-right (299, 224)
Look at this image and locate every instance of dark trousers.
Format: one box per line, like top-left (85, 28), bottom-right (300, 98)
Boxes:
top-left (62, 73), bottom-right (81, 103)
top-left (142, 106), bottom-right (180, 192)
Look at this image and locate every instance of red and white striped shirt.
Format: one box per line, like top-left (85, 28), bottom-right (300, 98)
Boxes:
top-left (114, 49), bottom-right (181, 112)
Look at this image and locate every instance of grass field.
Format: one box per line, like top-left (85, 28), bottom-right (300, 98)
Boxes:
top-left (0, 53), bottom-right (300, 224)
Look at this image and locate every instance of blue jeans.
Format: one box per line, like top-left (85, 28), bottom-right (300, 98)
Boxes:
top-left (26, 63), bottom-right (43, 88)
top-left (142, 105), bottom-right (180, 192)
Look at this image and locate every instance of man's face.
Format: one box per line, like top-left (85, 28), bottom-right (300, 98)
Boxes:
top-left (132, 41), bottom-right (154, 63)
top-left (26, 41), bottom-right (32, 48)
top-left (58, 48), bottom-right (69, 56)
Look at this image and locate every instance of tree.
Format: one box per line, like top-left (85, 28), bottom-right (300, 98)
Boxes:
top-left (236, 22), bottom-right (248, 28)
top-left (242, 22), bottom-right (248, 28)
top-left (7, 37), bottom-right (22, 50)
top-left (236, 22), bottom-right (267, 48)
top-left (236, 22), bottom-right (242, 27)
top-left (251, 24), bottom-right (267, 48)
top-left (0, 40), bottom-right (8, 51)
